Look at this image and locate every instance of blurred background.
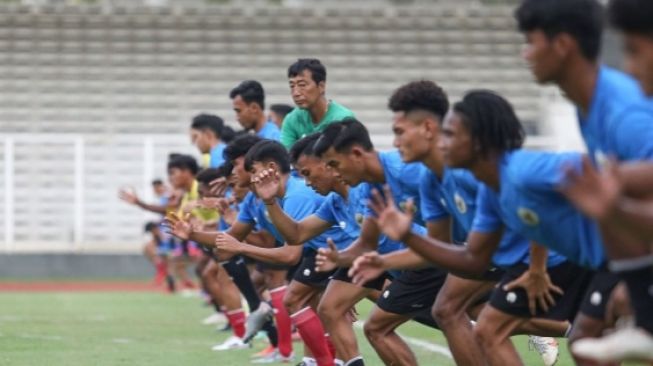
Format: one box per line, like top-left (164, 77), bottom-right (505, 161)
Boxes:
top-left (0, 0), bottom-right (619, 277)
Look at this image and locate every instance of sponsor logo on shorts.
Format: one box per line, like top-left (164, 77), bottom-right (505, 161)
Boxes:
top-left (506, 291), bottom-right (517, 304)
top-left (590, 291), bottom-right (602, 306)
top-left (383, 290), bottom-right (390, 299)
top-left (303, 269), bottom-right (311, 277)
top-left (517, 207), bottom-right (540, 226)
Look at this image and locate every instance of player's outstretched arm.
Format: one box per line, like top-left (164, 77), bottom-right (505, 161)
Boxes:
top-left (216, 231), bottom-right (303, 266)
top-left (369, 185), bottom-right (497, 278)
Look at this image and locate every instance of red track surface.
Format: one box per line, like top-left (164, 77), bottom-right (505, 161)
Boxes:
top-left (0, 281), bottom-right (163, 292)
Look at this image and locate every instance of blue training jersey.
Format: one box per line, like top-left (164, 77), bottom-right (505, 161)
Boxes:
top-left (419, 166), bottom-right (478, 243)
top-left (474, 150), bottom-right (605, 269)
top-left (209, 143), bottom-right (227, 168)
top-left (364, 150), bottom-right (425, 226)
top-left (256, 121), bottom-right (281, 141)
top-left (579, 66), bottom-right (653, 164)
top-left (314, 182), bottom-right (415, 254)
top-left (236, 175), bottom-right (348, 251)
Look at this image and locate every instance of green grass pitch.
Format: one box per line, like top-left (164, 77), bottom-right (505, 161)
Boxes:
top-left (0, 291), bottom-right (575, 365)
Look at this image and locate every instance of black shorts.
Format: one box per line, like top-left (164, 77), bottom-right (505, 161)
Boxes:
top-left (579, 270), bottom-right (621, 320)
top-left (490, 261), bottom-right (592, 321)
top-left (376, 267), bottom-right (447, 324)
top-left (255, 260), bottom-right (293, 272)
top-left (331, 267), bottom-right (388, 290)
top-left (482, 266), bottom-right (506, 282)
top-left (291, 249), bottom-right (335, 288)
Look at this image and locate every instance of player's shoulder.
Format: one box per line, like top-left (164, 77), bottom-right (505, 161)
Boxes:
top-left (503, 150), bottom-right (581, 189)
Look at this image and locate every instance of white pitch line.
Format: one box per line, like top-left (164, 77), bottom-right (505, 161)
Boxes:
top-left (353, 321), bottom-right (453, 359)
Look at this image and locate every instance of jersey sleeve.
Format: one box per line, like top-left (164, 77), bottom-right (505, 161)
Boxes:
top-left (236, 194), bottom-right (256, 225)
top-left (282, 193), bottom-right (319, 221)
top-left (613, 107), bottom-right (653, 160)
top-left (419, 170), bottom-right (449, 223)
top-left (314, 194), bottom-right (337, 224)
top-left (471, 184), bottom-right (503, 233)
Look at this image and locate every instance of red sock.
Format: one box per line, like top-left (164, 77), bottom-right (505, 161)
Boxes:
top-left (226, 309), bottom-right (246, 338)
top-left (270, 286), bottom-right (293, 357)
top-left (325, 334), bottom-right (337, 360)
top-left (291, 307), bottom-right (334, 366)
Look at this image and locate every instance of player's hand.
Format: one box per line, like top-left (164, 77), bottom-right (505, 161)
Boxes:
top-left (198, 197), bottom-right (223, 210)
top-left (346, 306), bottom-right (358, 323)
top-left (368, 185), bottom-right (413, 241)
top-left (163, 212), bottom-right (193, 241)
top-left (215, 232), bottom-right (241, 255)
top-left (349, 251), bottom-right (386, 286)
top-left (251, 168), bottom-right (281, 204)
top-left (559, 155), bottom-right (622, 221)
top-left (208, 177), bottom-right (229, 198)
top-left (118, 187), bottom-right (139, 205)
top-left (503, 269), bottom-right (563, 316)
top-left (315, 238), bottom-right (339, 273)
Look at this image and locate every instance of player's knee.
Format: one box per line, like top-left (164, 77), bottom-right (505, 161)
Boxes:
top-left (282, 290), bottom-right (299, 314)
top-left (432, 295), bottom-right (461, 326)
top-left (473, 319), bottom-right (498, 348)
top-left (363, 320), bottom-right (381, 343)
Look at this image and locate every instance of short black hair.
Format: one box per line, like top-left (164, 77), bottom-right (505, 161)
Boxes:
top-left (196, 166), bottom-right (229, 186)
top-left (270, 104), bottom-right (294, 118)
top-left (609, 0), bottom-right (653, 36)
top-left (223, 134), bottom-right (264, 163)
top-left (388, 80), bottom-right (450, 121)
top-left (313, 119), bottom-right (374, 157)
top-left (151, 179), bottom-right (163, 186)
top-left (288, 58), bottom-right (327, 84)
top-left (244, 140), bottom-right (291, 174)
top-left (144, 221), bottom-right (159, 233)
top-left (453, 90), bottom-right (525, 156)
top-left (191, 114), bottom-right (224, 137)
top-left (515, 0), bottom-right (604, 61)
top-left (220, 125), bottom-right (237, 144)
top-left (229, 80), bottom-right (265, 110)
top-left (289, 133), bottom-right (321, 165)
top-left (167, 154), bottom-right (199, 176)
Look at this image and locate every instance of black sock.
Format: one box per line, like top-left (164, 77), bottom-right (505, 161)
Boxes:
top-left (222, 257), bottom-right (261, 311)
top-left (621, 267), bottom-right (653, 334)
top-left (345, 357), bottom-right (364, 366)
top-left (261, 319), bottom-right (279, 347)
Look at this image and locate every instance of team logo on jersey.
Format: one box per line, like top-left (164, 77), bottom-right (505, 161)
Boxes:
top-left (594, 150), bottom-right (608, 169)
top-left (454, 192), bottom-right (467, 214)
top-left (399, 200), bottom-right (417, 215)
top-left (517, 207), bottom-right (540, 226)
top-left (355, 213), bottom-right (364, 226)
top-left (339, 221), bottom-right (347, 230)
top-left (264, 208), bottom-right (272, 222)
top-left (440, 198), bottom-right (447, 208)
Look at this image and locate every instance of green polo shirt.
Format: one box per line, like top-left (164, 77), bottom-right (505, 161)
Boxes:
top-left (280, 100), bottom-right (355, 149)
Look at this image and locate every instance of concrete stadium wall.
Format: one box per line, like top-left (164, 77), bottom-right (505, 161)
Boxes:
top-left (0, 254), bottom-right (154, 278)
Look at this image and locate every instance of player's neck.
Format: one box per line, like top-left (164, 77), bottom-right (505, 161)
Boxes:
top-left (308, 97), bottom-right (329, 124)
top-left (422, 146), bottom-right (445, 179)
top-left (558, 58), bottom-right (599, 115)
top-left (334, 181), bottom-right (349, 200)
top-left (471, 155), bottom-right (501, 190)
top-left (366, 151), bottom-right (386, 184)
top-left (208, 137), bottom-right (220, 149)
top-left (253, 114), bottom-right (267, 132)
top-left (276, 174), bottom-right (290, 198)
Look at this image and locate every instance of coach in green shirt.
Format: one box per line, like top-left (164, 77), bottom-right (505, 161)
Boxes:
top-left (281, 58), bottom-right (355, 149)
